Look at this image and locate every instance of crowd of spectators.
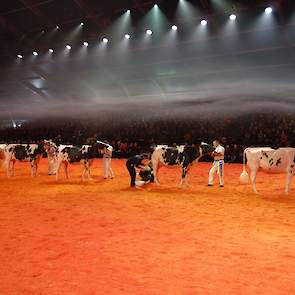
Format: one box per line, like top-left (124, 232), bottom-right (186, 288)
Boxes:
top-left (0, 112), bottom-right (294, 163)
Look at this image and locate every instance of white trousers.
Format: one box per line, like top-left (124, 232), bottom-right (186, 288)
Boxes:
top-left (103, 157), bottom-right (114, 178)
top-left (208, 160), bottom-right (224, 186)
top-left (48, 157), bottom-right (57, 175)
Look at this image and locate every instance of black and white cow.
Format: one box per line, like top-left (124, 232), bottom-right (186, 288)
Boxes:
top-left (0, 144), bottom-right (6, 168)
top-left (3, 143), bottom-right (45, 177)
top-left (151, 143), bottom-right (215, 187)
top-left (55, 143), bottom-right (106, 181)
top-left (240, 147), bottom-right (295, 194)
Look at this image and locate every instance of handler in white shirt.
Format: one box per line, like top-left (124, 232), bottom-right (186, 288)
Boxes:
top-left (208, 139), bottom-right (225, 187)
top-left (102, 145), bottom-right (115, 179)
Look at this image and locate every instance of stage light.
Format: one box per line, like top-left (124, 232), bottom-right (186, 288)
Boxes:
top-left (229, 14), bottom-right (236, 20)
top-left (83, 41), bottom-right (89, 47)
top-left (32, 51), bottom-right (38, 56)
top-left (172, 25), bottom-right (178, 31)
top-left (17, 54), bottom-right (23, 59)
top-left (102, 37), bottom-right (109, 43)
top-left (66, 45), bottom-right (71, 50)
top-left (127, 9), bottom-right (130, 13)
top-left (56, 25), bottom-right (59, 29)
top-left (201, 19), bottom-right (207, 26)
top-left (265, 7), bottom-right (272, 14)
top-left (146, 29), bottom-right (153, 35)
top-left (125, 34), bottom-right (131, 39)
top-left (49, 49), bottom-right (54, 53)
top-left (80, 22), bottom-right (84, 26)
top-left (154, 4), bottom-right (158, 8)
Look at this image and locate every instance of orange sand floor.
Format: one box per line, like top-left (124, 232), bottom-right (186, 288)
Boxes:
top-left (1, 159), bottom-right (295, 295)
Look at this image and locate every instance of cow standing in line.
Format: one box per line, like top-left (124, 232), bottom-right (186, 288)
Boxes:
top-left (151, 143), bottom-right (215, 187)
top-left (0, 144), bottom-right (6, 170)
top-left (3, 143), bottom-right (45, 177)
top-left (240, 147), bottom-right (295, 194)
top-left (55, 143), bottom-right (106, 181)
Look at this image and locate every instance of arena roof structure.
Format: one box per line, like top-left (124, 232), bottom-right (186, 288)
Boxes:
top-left (0, 0), bottom-right (294, 121)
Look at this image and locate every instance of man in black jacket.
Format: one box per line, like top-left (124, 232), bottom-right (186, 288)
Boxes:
top-left (126, 154), bottom-right (150, 187)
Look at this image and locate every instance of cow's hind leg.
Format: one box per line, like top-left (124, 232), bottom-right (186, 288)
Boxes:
top-left (152, 159), bottom-right (160, 185)
top-left (55, 160), bottom-right (62, 181)
top-left (285, 168), bottom-right (293, 195)
top-left (179, 167), bottom-right (189, 188)
top-left (64, 162), bottom-right (69, 179)
top-left (250, 168), bottom-right (258, 193)
top-left (5, 159), bottom-right (12, 178)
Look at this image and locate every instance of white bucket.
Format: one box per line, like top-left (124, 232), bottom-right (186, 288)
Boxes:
top-left (240, 170), bottom-right (249, 184)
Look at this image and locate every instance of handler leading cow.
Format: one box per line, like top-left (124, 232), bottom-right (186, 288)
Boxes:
top-left (240, 147), bottom-right (295, 194)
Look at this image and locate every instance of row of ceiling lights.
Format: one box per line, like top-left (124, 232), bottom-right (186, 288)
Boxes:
top-left (16, 6), bottom-right (273, 59)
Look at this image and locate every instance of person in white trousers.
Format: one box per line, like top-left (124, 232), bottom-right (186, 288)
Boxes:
top-left (44, 140), bottom-right (57, 175)
top-left (102, 145), bottom-right (114, 179)
top-left (208, 139), bottom-right (225, 187)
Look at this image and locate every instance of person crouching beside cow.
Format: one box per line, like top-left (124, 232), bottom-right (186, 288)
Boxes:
top-left (138, 162), bottom-right (154, 184)
top-left (208, 139), bottom-right (225, 187)
top-left (126, 154), bottom-right (151, 188)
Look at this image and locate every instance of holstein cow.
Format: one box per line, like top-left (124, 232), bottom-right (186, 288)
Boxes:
top-left (0, 144), bottom-right (6, 168)
top-left (240, 147), bottom-right (295, 194)
top-left (55, 142), bottom-right (107, 181)
top-left (3, 143), bottom-right (45, 177)
top-left (151, 143), bottom-right (215, 187)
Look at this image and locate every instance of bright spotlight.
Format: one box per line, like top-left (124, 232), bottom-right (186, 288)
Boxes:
top-left (127, 9), bottom-right (130, 13)
top-left (172, 25), bottom-right (178, 31)
top-left (32, 51), bottom-right (38, 56)
top-left (17, 54), bottom-right (23, 59)
top-left (56, 25), bottom-right (59, 29)
top-left (125, 34), bottom-right (131, 39)
top-left (265, 7), bottom-right (272, 14)
top-left (229, 14), bottom-right (236, 20)
top-left (146, 29), bottom-right (153, 35)
top-left (154, 4), bottom-right (158, 8)
top-left (102, 37), bottom-right (109, 43)
top-left (80, 22), bottom-right (84, 26)
top-left (66, 45), bottom-right (71, 50)
top-left (49, 49), bottom-right (54, 53)
top-left (83, 41), bottom-right (89, 47)
top-left (201, 19), bottom-right (207, 26)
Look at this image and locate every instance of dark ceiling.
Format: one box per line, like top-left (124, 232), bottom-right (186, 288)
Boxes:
top-left (0, 0), bottom-right (294, 121)
top-left (0, 0), bottom-right (292, 60)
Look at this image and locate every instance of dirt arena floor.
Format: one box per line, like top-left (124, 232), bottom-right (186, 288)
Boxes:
top-left (0, 159), bottom-right (295, 295)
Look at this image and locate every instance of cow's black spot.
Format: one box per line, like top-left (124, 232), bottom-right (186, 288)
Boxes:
top-left (276, 158), bottom-right (282, 167)
top-left (14, 145), bottom-right (28, 161)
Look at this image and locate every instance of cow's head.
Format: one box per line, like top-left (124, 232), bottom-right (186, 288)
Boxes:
top-left (43, 140), bottom-right (57, 153)
top-left (199, 142), bottom-right (215, 156)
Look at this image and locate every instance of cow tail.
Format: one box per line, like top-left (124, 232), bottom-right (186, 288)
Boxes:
top-left (243, 148), bottom-right (248, 172)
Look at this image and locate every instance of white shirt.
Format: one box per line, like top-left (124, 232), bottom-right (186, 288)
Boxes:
top-left (103, 146), bottom-right (113, 158)
top-left (213, 145), bottom-right (225, 161)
